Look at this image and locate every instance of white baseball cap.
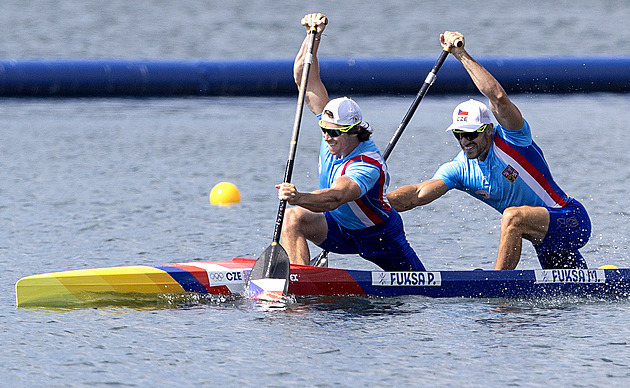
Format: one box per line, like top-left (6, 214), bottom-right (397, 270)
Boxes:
top-left (321, 97), bottom-right (363, 126)
top-left (446, 99), bottom-right (492, 132)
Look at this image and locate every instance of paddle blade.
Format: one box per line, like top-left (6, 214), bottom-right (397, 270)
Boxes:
top-left (247, 278), bottom-right (287, 301)
top-left (247, 244), bottom-right (290, 298)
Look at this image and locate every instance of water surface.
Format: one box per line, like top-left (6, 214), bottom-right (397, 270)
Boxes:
top-left (2, 1), bottom-right (630, 386)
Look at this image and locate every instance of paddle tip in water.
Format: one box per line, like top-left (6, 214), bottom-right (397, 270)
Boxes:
top-left (210, 181), bottom-right (241, 205)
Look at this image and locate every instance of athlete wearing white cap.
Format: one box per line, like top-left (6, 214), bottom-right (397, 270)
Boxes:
top-left (388, 31), bottom-right (591, 270)
top-left (275, 13), bottom-right (424, 272)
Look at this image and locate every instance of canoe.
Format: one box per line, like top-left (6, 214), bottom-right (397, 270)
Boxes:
top-left (14, 258), bottom-right (630, 308)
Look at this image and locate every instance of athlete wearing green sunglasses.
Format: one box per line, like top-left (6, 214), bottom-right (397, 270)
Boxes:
top-left (274, 13), bottom-right (424, 273)
top-left (452, 123), bottom-right (490, 141)
top-left (388, 31), bottom-right (591, 273)
top-left (319, 119), bottom-right (361, 137)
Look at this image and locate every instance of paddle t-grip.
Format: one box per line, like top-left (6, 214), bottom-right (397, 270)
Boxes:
top-left (445, 39), bottom-right (464, 52)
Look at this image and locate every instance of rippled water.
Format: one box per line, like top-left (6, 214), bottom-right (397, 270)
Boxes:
top-left (1, 0), bottom-right (628, 58)
top-left (2, 1), bottom-right (630, 387)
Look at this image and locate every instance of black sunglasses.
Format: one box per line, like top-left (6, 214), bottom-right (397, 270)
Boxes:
top-left (452, 124), bottom-right (489, 141)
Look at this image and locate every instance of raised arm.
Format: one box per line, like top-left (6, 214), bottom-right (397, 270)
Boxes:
top-left (294, 13), bottom-right (330, 115)
top-left (441, 31), bottom-right (524, 131)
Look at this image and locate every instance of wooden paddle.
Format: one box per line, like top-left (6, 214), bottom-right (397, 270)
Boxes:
top-left (310, 40), bottom-right (462, 267)
top-left (247, 26), bottom-right (320, 299)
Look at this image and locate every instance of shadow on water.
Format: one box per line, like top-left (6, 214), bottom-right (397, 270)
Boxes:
top-left (290, 295), bottom-right (427, 317)
top-left (467, 295), bottom-right (630, 332)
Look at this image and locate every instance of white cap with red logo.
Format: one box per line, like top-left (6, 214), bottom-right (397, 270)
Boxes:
top-left (446, 99), bottom-right (493, 132)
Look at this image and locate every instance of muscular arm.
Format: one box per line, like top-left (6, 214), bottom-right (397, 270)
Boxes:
top-left (277, 176), bottom-right (361, 213)
top-left (387, 180), bottom-right (448, 212)
top-left (294, 13), bottom-right (329, 115)
top-left (442, 32), bottom-right (524, 131)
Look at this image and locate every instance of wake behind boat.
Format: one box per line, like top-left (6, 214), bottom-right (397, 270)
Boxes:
top-left (14, 258), bottom-right (629, 308)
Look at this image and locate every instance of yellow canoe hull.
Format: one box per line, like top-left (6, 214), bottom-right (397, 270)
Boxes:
top-left (16, 265), bottom-right (187, 307)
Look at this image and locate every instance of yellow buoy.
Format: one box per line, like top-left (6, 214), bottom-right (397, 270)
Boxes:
top-left (210, 182), bottom-right (241, 205)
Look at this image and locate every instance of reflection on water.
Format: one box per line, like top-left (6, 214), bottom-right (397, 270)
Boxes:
top-left (292, 295), bottom-right (423, 317)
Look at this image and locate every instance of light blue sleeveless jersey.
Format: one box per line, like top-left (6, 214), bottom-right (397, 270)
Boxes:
top-left (318, 138), bottom-right (393, 230)
top-left (433, 119), bottom-right (570, 213)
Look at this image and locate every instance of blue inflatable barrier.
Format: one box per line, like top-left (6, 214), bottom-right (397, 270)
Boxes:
top-left (0, 57), bottom-right (628, 97)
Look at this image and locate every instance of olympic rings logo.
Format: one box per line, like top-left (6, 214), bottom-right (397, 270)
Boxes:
top-left (209, 272), bottom-right (224, 282)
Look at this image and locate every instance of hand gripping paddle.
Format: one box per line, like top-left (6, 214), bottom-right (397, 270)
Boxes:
top-left (247, 27), bottom-right (320, 300)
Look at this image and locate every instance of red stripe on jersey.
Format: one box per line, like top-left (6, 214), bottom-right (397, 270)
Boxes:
top-left (494, 135), bottom-right (568, 207)
top-left (342, 154), bottom-right (391, 224)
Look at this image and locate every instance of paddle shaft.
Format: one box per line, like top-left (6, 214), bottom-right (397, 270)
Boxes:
top-left (382, 42), bottom-right (460, 160)
top-left (271, 27), bottom-right (318, 245)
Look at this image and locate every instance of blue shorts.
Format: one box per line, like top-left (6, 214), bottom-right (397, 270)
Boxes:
top-left (534, 199), bottom-right (591, 269)
top-left (317, 210), bottom-right (426, 271)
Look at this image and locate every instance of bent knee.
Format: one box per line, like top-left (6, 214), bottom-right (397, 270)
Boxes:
top-left (501, 207), bottom-right (539, 234)
top-left (501, 207), bottom-right (527, 227)
top-left (501, 206), bottom-right (549, 240)
top-left (283, 207), bottom-right (307, 228)
top-left (283, 207), bottom-right (325, 232)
